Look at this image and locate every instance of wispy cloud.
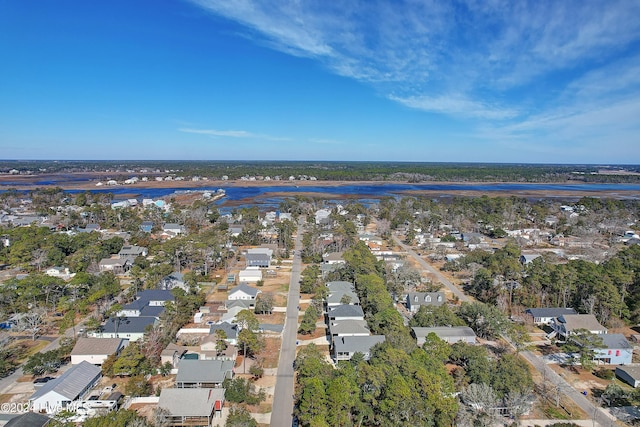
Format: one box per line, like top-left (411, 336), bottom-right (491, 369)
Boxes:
top-left (188, 0), bottom-right (640, 129)
top-left (179, 127), bottom-right (290, 141)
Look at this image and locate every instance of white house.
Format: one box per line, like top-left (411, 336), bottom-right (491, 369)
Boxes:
top-left (70, 338), bottom-right (128, 366)
top-left (228, 283), bottom-right (261, 300)
top-left (238, 267), bottom-right (262, 283)
top-left (29, 361), bottom-right (101, 414)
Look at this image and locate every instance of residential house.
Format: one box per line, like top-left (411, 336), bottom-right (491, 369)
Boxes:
top-left (117, 245), bottom-right (148, 259)
top-left (616, 366), bottom-right (640, 388)
top-left (323, 252), bottom-right (345, 265)
top-left (327, 305), bottom-right (365, 322)
top-left (412, 326), bottom-right (477, 346)
top-left (139, 221), bottom-right (154, 233)
top-left (246, 247), bottom-right (273, 267)
top-left (158, 272), bottom-right (187, 291)
top-left (326, 281), bottom-right (355, 293)
top-left (333, 335), bottom-right (386, 361)
top-left (175, 359), bottom-right (234, 388)
top-left (135, 290), bottom-right (175, 306)
top-left (162, 223), bottom-right (185, 235)
top-left (29, 361), bottom-right (101, 414)
top-left (157, 388), bottom-right (225, 426)
top-left (592, 334), bottom-right (633, 365)
top-left (4, 412), bottom-right (51, 427)
top-left (329, 320), bottom-right (370, 341)
top-left (519, 253), bottom-right (542, 265)
top-left (70, 338), bottom-right (128, 366)
top-left (44, 266), bottom-right (73, 280)
top-left (161, 343), bottom-right (187, 368)
top-left (98, 258), bottom-right (131, 274)
top-left (525, 307), bottom-right (578, 325)
top-left (315, 208), bottom-right (332, 225)
top-left (207, 322), bottom-right (239, 346)
top-left (228, 283), bottom-right (261, 301)
top-left (550, 314), bottom-right (607, 340)
top-left (89, 316), bottom-right (157, 342)
top-left (406, 292), bottom-right (446, 314)
top-left (238, 267), bottom-right (262, 283)
top-left (225, 299), bottom-right (255, 311)
top-left (326, 290), bottom-right (360, 308)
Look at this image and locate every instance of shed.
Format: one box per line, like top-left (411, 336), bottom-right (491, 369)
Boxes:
top-left (616, 366), bottom-right (640, 388)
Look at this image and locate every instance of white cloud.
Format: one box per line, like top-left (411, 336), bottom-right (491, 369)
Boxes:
top-left (188, 0), bottom-right (640, 134)
top-left (178, 127), bottom-right (290, 141)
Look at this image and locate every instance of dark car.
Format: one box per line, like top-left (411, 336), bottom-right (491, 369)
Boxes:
top-left (33, 376), bottom-right (54, 384)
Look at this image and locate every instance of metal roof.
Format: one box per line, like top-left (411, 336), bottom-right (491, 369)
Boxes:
top-left (175, 359), bottom-right (234, 384)
top-left (29, 361), bottom-right (101, 401)
top-left (158, 388), bottom-right (224, 417)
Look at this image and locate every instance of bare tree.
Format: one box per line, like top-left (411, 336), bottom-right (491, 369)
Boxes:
top-left (16, 308), bottom-right (47, 341)
top-left (459, 383), bottom-right (501, 427)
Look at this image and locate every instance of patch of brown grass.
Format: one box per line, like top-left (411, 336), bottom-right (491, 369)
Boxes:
top-left (261, 337), bottom-right (281, 369)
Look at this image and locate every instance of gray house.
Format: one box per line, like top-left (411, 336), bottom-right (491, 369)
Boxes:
top-left (175, 359), bottom-right (234, 388)
top-left (616, 366), bottom-right (640, 388)
top-left (406, 292), bottom-right (445, 313)
top-left (29, 361), bottom-right (101, 414)
top-left (333, 335), bottom-right (386, 361)
top-left (327, 304), bottom-right (365, 322)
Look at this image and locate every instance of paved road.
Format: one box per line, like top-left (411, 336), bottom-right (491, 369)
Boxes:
top-left (0, 320), bottom-right (86, 395)
top-left (395, 235), bottom-right (618, 426)
top-left (392, 235), bottom-right (470, 303)
top-left (520, 349), bottom-right (616, 427)
top-left (271, 218), bottom-right (304, 427)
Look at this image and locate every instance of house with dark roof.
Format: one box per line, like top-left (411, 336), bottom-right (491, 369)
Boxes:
top-left (89, 316), bottom-right (157, 342)
top-left (70, 338), bottom-right (128, 366)
top-left (136, 289), bottom-right (175, 306)
top-left (406, 292), bottom-right (445, 313)
top-left (29, 361), bottom-right (101, 414)
top-left (616, 365), bottom-right (640, 388)
top-left (175, 359), bottom-right (234, 388)
top-left (4, 412), bottom-right (51, 427)
top-left (117, 245), bottom-right (148, 259)
top-left (333, 335), bottom-right (385, 361)
top-left (525, 307), bottom-right (578, 325)
top-left (157, 388), bottom-right (225, 425)
top-left (246, 252), bottom-right (270, 267)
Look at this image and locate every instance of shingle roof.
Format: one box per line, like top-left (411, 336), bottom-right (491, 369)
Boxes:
top-left (328, 304), bottom-right (365, 318)
top-left (70, 338), bottom-right (126, 356)
top-left (330, 320), bottom-right (370, 335)
top-left (558, 314), bottom-right (606, 332)
top-left (326, 281), bottom-right (355, 292)
top-left (136, 289), bottom-right (175, 303)
top-left (526, 307), bottom-right (577, 318)
top-left (229, 283), bottom-right (260, 298)
top-left (101, 316), bottom-right (156, 333)
top-left (158, 388), bottom-right (224, 417)
top-left (599, 333), bottom-right (632, 349)
top-left (4, 412), bottom-right (51, 427)
top-left (29, 361), bottom-right (101, 401)
top-left (334, 335), bottom-right (385, 354)
top-left (175, 359), bottom-right (234, 384)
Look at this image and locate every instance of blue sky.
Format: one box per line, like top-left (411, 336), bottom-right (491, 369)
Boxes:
top-left (1, 0), bottom-right (639, 163)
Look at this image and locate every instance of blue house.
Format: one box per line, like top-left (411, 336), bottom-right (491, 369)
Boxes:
top-left (593, 334), bottom-right (633, 365)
